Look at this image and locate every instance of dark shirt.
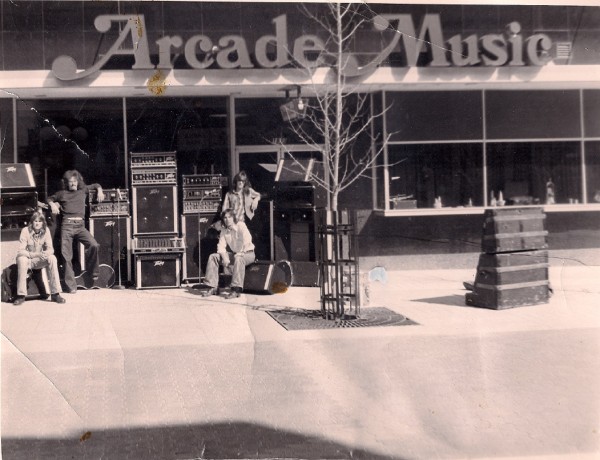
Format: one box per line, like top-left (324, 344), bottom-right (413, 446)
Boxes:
top-left (48, 184), bottom-right (101, 219)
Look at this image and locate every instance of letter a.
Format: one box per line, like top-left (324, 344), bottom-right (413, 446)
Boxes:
top-left (52, 14), bottom-right (154, 81)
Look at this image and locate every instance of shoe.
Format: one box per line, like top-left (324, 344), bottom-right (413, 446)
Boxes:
top-left (200, 287), bottom-right (217, 297)
top-left (51, 293), bottom-right (66, 304)
top-left (65, 288), bottom-right (77, 294)
top-left (38, 293), bottom-right (49, 300)
top-left (13, 296), bottom-right (25, 306)
top-left (221, 288), bottom-right (241, 299)
top-left (463, 281), bottom-right (474, 291)
top-left (91, 278), bottom-right (101, 290)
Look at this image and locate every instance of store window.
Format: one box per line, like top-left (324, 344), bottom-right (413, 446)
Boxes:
top-left (585, 142), bottom-right (600, 204)
top-left (235, 97), bottom-right (323, 146)
top-left (385, 91), bottom-right (483, 142)
top-left (485, 90), bottom-right (580, 140)
top-left (387, 143), bottom-right (483, 209)
top-left (126, 97), bottom-right (228, 177)
top-left (16, 98), bottom-right (124, 198)
top-left (487, 142), bottom-right (582, 205)
top-left (0, 98), bottom-right (15, 164)
top-left (583, 90), bottom-right (600, 138)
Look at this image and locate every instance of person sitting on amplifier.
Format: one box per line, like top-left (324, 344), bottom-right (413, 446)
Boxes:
top-left (198, 209), bottom-right (256, 299)
top-left (47, 169), bottom-right (105, 293)
top-left (222, 170), bottom-right (261, 223)
top-left (13, 211), bottom-right (66, 305)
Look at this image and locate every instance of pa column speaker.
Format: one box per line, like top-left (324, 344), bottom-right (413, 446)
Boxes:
top-left (181, 213), bottom-right (219, 281)
top-left (132, 185), bottom-right (178, 235)
top-left (89, 216), bottom-right (131, 282)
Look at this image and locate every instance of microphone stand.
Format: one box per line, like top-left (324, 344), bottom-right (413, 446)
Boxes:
top-left (112, 188), bottom-right (125, 290)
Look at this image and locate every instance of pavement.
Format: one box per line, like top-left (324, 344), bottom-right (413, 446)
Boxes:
top-left (1, 265), bottom-right (599, 460)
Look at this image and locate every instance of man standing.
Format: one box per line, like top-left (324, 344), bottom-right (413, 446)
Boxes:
top-left (47, 170), bottom-right (104, 293)
top-left (199, 209), bottom-right (255, 299)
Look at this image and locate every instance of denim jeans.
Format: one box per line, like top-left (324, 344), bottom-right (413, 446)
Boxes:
top-left (16, 254), bottom-right (62, 296)
top-left (61, 221), bottom-right (99, 291)
top-left (204, 251), bottom-right (255, 289)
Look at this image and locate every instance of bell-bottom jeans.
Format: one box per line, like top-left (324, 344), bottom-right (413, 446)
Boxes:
top-left (204, 251), bottom-right (255, 289)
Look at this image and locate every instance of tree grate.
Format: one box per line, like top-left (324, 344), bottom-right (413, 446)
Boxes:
top-left (266, 307), bottom-right (418, 331)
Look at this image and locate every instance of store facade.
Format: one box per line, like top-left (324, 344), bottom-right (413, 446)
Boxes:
top-left (1, 1), bottom-right (599, 270)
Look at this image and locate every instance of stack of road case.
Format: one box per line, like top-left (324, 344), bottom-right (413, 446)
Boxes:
top-left (465, 207), bottom-right (550, 310)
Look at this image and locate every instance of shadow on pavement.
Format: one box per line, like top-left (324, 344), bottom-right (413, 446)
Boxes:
top-left (411, 294), bottom-right (467, 307)
top-left (2, 421), bottom-right (403, 460)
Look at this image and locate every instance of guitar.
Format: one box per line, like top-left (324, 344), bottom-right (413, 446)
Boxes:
top-left (74, 264), bottom-right (116, 289)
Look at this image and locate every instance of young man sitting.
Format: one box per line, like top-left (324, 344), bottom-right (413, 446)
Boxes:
top-left (13, 211), bottom-right (66, 305)
top-left (199, 208), bottom-right (256, 299)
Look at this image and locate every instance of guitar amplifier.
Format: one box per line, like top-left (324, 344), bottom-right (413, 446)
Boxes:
top-left (243, 260), bottom-right (292, 294)
top-left (135, 253), bottom-right (181, 289)
top-left (130, 151), bottom-right (177, 167)
top-left (1, 264), bottom-right (49, 301)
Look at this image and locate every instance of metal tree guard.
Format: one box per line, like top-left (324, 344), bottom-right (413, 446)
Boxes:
top-left (318, 210), bottom-right (360, 320)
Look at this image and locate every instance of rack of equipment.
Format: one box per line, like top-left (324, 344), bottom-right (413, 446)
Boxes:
top-left (180, 174), bottom-right (226, 282)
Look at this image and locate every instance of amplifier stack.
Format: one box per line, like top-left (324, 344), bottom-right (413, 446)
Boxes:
top-left (131, 152), bottom-right (181, 289)
top-left (180, 174), bottom-right (225, 282)
top-left (88, 188), bottom-right (131, 284)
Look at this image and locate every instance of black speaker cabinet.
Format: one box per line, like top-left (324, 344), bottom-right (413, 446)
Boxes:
top-left (181, 213), bottom-right (219, 281)
top-left (132, 185), bottom-right (178, 235)
top-left (2, 264), bottom-right (49, 301)
top-left (135, 253), bottom-right (181, 289)
top-left (273, 208), bottom-right (315, 263)
top-left (248, 200), bottom-right (274, 261)
top-left (290, 261), bottom-right (320, 287)
top-left (243, 260), bottom-right (292, 294)
top-left (89, 216), bottom-right (131, 282)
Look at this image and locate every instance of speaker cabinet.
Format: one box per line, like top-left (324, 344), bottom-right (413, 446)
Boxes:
top-left (2, 264), bottom-right (49, 301)
top-left (89, 216), bottom-right (131, 282)
top-left (181, 213), bottom-right (219, 281)
top-left (135, 254), bottom-right (181, 289)
top-left (132, 185), bottom-right (178, 235)
top-left (290, 261), bottom-right (320, 287)
top-left (248, 200), bottom-right (274, 261)
top-left (243, 260), bottom-right (292, 294)
top-left (273, 208), bottom-right (316, 263)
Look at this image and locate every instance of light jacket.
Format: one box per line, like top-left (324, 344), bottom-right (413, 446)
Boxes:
top-left (17, 227), bottom-right (54, 259)
top-left (222, 188), bottom-right (261, 221)
top-left (217, 221), bottom-right (255, 255)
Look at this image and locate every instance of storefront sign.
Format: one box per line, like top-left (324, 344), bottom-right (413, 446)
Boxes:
top-left (52, 13), bottom-right (554, 81)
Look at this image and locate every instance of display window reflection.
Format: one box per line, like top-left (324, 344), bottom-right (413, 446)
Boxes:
top-left (126, 97), bottom-right (228, 177)
top-left (16, 98), bottom-right (124, 198)
top-left (387, 143), bottom-right (483, 209)
top-left (486, 142), bottom-right (582, 205)
top-left (585, 142), bottom-right (600, 204)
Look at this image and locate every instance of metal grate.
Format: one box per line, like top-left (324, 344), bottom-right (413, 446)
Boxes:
top-left (266, 307), bottom-right (418, 331)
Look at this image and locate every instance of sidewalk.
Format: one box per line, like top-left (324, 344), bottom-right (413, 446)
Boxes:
top-left (1, 266), bottom-right (599, 459)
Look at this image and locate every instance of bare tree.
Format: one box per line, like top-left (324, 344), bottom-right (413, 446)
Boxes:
top-left (278, 2), bottom-right (390, 212)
